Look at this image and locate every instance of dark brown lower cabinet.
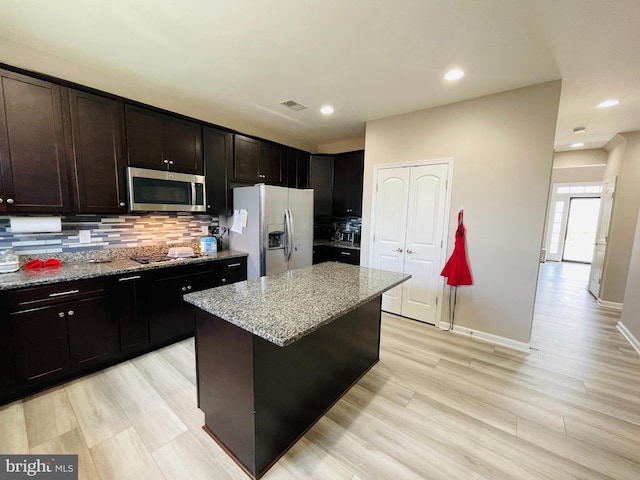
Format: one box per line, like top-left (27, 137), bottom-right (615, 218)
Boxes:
top-left (113, 274), bottom-right (149, 353)
top-left (0, 256), bottom-right (248, 406)
top-left (10, 304), bottom-right (71, 385)
top-left (7, 279), bottom-right (117, 392)
top-left (66, 296), bottom-right (118, 369)
top-left (313, 245), bottom-right (360, 265)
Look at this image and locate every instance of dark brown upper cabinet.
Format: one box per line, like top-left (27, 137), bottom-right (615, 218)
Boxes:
top-left (124, 104), bottom-right (203, 174)
top-left (333, 150), bottom-right (364, 217)
top-left (310, 155), bottom-right (334, 217)
top-left (203, 126), bottom-right (233, 215)
top-left (67, 89), bottom-right (127, 214)
top-left (287, 148), bottom-right (310, 189)
top-left (0, 69), bottom-right (72, 213)
top-left (233, 134), bottom-right (286, 186)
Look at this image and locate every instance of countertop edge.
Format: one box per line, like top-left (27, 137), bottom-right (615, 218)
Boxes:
top-left (184, 269), bottom-right (411, 347)
top-left (0, 251), bottom-right (249, 291)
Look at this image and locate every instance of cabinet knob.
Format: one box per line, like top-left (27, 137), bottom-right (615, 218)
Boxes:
top-left (0, 198), bottom-right (3, 203)
top-left (119, 202), bottom-right (126, 207)
top-left (163, 159), bottom-right (169, 164)
top-left (6, 198), bottom-right (14, 204)
top-left (187, 285), bottom-right (192, 290)
top-left (221, 278), bottom-right (227, 283)
top-left (58, 312), bottom-right (65, 318)
top-left (169, 160), bottom-right (174, 165)
top-left (181, 286), bottom-right (187, 292)
top-left (68, 310), bottom-right (75, 316)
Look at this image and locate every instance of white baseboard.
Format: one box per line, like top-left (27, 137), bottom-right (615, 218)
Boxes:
top-left (617, 322), bottom-right (640, 355)
top-left (597, 299), bottom-right (623, 311)
top-left (438, 322), bottom-right (531, 353)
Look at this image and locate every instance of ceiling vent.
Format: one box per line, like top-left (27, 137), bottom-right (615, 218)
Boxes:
top-left (280, 100), bottom-right (307, 111)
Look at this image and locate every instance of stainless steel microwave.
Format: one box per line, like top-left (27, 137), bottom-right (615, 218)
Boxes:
top-left (127, 167), bottom-right (206, 212)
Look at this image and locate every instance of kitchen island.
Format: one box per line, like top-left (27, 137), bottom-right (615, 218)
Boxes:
top-left (184, 262), bottom-right (410, 479)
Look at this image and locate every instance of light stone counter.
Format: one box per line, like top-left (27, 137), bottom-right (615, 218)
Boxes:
top-left (0, 250), bottom-right (248, 291)
top-left (184, 262), bottom-right (410, 347)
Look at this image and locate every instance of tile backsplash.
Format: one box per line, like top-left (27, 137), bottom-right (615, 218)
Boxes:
top-left (0, 213), bottom-right (218, 255)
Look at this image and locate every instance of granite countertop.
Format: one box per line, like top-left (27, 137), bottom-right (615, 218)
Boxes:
top-left (184, 262), bottom-right (410, 347)
top-left (0, 250), bottom-right (248, 291)
top-left (313, 239), bottom-right (361, 251)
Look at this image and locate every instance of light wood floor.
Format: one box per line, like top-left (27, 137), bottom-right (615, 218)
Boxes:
top-left (2, 261), bottom-right (639, 479)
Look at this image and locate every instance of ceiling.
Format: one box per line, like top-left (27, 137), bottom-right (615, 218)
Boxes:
top-left (0, 0), bottom-right (639, 152)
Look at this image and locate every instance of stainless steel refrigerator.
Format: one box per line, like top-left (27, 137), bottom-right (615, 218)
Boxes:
top-left (229, 184), bottom-right (314, 280)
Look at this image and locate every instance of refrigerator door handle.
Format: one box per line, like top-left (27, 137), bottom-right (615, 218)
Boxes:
top-left (283, 210), bottom-right (290, 260)
top-left (285, 208), bottom-right (294, 262)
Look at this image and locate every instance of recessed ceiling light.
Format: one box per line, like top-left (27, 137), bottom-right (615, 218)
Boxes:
top-left (570, 142), bottom-right (584, 148)
top-left (597, 99), bottom-right (619, 108)
top-left (444, 69), bottom-right (465, 81)
top-left (573, 126), bottom-right (586, 134)
top-left (320, 105), bottom-right (334, 115)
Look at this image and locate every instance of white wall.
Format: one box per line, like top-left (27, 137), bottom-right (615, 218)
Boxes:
top-left (362, 81), bottom-right (561, 344)
top-left (551, 149), bottom-right (607, 184)
top-left (601, 132), bottom-right (640, 304)
top-left (317, 137), bottom-right (365, 154)
top-left (619, 210), bottom-right (640, 351)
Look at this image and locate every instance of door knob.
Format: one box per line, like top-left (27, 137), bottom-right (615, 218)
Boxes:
top-left (407, 249), bottom-right (414, 254)
top-left (395, 248), bottom-right (403, 252)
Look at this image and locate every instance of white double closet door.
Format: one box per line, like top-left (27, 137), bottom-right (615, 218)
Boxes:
top-left (372, 163), bottom-right (449, 324)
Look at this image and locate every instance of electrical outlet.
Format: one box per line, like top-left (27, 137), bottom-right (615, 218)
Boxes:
top-left (201, 226), bottom-right (209, 235)
top-left (79, 230), bottom-right (91, 244)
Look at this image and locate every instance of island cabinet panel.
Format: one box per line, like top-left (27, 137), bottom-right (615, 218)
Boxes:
top-left (0, 69), bottom-right (72, 213)
top-left (67, 89), bottom-right (128, 213)
top-left (195, 296), bottom-right (382, 479)
top-left (124, 104), bottom-right (203, 174)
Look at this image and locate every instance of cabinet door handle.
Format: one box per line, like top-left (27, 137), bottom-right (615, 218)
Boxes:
top-left (67, 310), bottom-right (75, 316)
top-left (118, 275), bottom-right (141, 282)
top-left (340, 252), bottom-right (351, 256)
top-left (58, 312), bottom-right (65, 318)
top-left (49, 289), bottom-right (80, 298)
top-left (226, 263), bottom-right (242, 268)
top-left (6, 198), bottom-right (14, 204)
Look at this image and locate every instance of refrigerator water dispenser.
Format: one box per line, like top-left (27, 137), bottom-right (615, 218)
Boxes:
top-left (268, 224), bottom-right (285, 249)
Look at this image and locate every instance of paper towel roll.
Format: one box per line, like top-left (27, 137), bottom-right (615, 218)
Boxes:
top-left (10, 216), bottom-right (62, 233)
